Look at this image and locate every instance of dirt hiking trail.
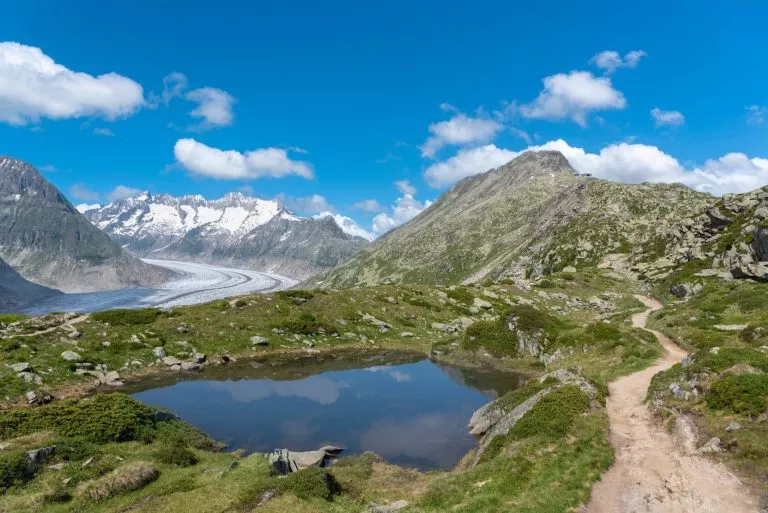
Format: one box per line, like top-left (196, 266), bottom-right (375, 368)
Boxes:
top-left (586, 295), bottom-right (759, 513)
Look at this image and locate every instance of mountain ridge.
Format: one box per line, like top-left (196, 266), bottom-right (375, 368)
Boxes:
top-left (83, 190), bottom-right (370, 280)
top-left (0, 156), bottom-right (172, 292)
top-left (305, 151), bottom-right (715, 288)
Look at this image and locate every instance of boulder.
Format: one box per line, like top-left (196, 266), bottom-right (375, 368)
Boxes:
top-left (473, 297), bottom-right (493, 310)
top-left (60, 350), bottom-right (81, 362)
top-left (725, 421), bottom-right (743, 432)
top-left (362, 313), bottom-right (393, 330)
top-left (161, 356), bottom-right (182, 366)
top-left (697, 437), bottom-right (723, 454)
top-left (713, 325), bottom-right (748, 332)
top-left (669, 282), bottom-right (703, 298)
top-left (250, 336), bottom-right (269, 346)
top-left (268, 446), bottom-right (344, 475)
top-left (369, 500), bottom-right (409, 513)
top-left (25, 446), bottom-right (56, 474)
top-left (752, 227), bottom-right (768, 261)
top-left (704, 207), bottom-right (733, 230)
top-left (152, 347), bottom-right (166, 359)
top-left (181, 361), bottom-right (203, 371)
top-left (9, 362), bottom-right (31, 373)
top-left (399, 332), bottom-right (415, 338)
top-left (18, 372), bottom-right (42, 384)
top-left (130, 334), bottom-right (141, 344)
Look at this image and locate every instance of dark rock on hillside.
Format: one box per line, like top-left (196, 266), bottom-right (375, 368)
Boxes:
top-left (0, 256), bottom-right (60, 312)
top-left (0, 156), bottom-right (172, 291)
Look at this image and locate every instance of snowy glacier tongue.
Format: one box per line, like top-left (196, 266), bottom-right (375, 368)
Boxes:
top-left (21, 260), bottom-right (297, 315)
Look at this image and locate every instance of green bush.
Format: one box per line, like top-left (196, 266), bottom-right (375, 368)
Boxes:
top-left (42, 484), bottom-right (72, 504)
top-left (280, 468), bottom-right (341, 501)
top-left (691, 348), bottom-right (768, 374)
top-left (91, 308), bottom-right (161, 326)
top-left (706, 374), bottom-right (768, 417)
top-left (0, 394), bottom-right (161, 443)
top-left (508, 304), bottom-right (564, 334)
top-left (537, 279), bottom-right (556, 288)
top-left (462, 318), bottom-right (517, 356)
top-left (274, 312), bottom-right (337, 335)
top-left (56, 437), bottom-right (101, 462)
top-left (0, 314), bottom-right (28, 325)
top-left (278, 290), bottom-right (315, 301)
top-left (153, 438), bottom-right (199, 467)
top-left (234, 299), bottom-right (248, 308)
top-left (0, 451), bottom-right (31, 491)
top-left (510, 386), bottom-right (590, 439)
top-left (445, 287), bottom-right (475, 304)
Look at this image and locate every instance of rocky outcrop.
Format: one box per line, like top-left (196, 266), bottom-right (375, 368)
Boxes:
top-left (469, 369), bottom-right (597, 466)
top-left (0, 156), bottom-right (172, 292)
top-left (0, 255), bottom-right (59, 312)
top-left (268, 446), bottom-right (344, 475)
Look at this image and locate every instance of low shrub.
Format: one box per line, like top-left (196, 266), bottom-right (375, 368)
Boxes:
top-left (42, 484), bottom-right (72, 504)
top-left (0, 451), bottom-right (32, 491)
top-left (510, 386), bottom-right (590, 439)
top-left (274, 312), bottom-right (337, 335)
top-left (462, 318), bottom-right (517, 356)
top-left (280, 467), bottom-right (341, 501)
top-left (91, 308), bottom-right (161, 326)
top-left (278, 290), bottom-right (315, 301)
top-left (234, 299), bottom-right (248, 308)
top-left (77, 461), bottom-right (159, 501)
top-left (0, 314), bottom-right (28, 325)
top-left (153, 438), bottom-right (199, 467)
top-left (445, 287), bottom-right (475, 305)
top-left (0, 394), bottom-right (161, 443)
top-left (706, 374), bottom-right (768, 417)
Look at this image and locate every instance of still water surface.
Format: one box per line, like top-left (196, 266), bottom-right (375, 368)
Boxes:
top-left (131, 354), bottom-right (522, 470)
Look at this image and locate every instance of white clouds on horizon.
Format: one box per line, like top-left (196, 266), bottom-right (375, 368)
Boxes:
top-left (69, 183), bottom-right (101, 202)
top-left (107, 185), bottom-right (142, 202)
top-left (372, 182), bottom-right (433, 235)
top-left (651, 107), bottom-right (685, 127)
top-left (173, 138), bottom-right (314, 180)
top-left (276, 193), bottom-right (333, 214)
top-left (422, 138), bottom-right (768, 196)
top-left (590, 50), bottom-right (647, 74)
top-left (519, 71), bottom-right (626, 127)
top-left (0, 41), bottom-right (144, 126)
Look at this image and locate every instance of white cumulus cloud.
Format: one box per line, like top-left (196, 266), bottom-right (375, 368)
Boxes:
top-left (519, 71), bottom-right (626, 126)
top-left (372, 182), bottom-right (433, 235)
top-left (423, 138), bottom-right (768, 195)
top-left (69, 183), bottom-right (100, 202)
top-left (174, 138), bottom-right (314, 180)
top-left (351, 199), bottom-right (383, 213)
top-left (424, 144), bottom-right (517, 188)
top-left (420, 113), bottom-right (503, 157)
top-left (590, 49), bottom-right (647, 74)
top-left (746, 105), bottom-right (767, 126)
top-left (651, 107), bottom-right (685, 127)
top-left (276, 193), bottom-right (333, 214)
top-left (186, 87), bottom-right (236, 129)
top-left (0, 42), bottom-right (145, 125)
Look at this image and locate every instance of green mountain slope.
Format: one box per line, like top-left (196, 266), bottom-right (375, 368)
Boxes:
top-left (307, 151), bottom-right (713, 288)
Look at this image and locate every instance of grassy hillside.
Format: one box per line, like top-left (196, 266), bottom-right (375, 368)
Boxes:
top-left (0, 268), bottom-right (666, 512)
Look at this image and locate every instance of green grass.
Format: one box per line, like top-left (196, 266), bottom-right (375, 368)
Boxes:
top-left (90, 308), bottom-right (161, 326)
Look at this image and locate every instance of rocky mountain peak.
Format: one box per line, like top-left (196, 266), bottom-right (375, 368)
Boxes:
top-left (499, 150), bottom-right (576, 178)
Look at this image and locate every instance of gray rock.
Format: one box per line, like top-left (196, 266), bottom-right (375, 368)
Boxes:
top-left (250, 335), bottom-right (269, 346)
top-left (697, 437), bottom-right (723, 454)
top-left (713, 325), bottom-right (748, 332)
top-left (18, 371), bottom-right (42, 384)
top-left (99, 371), bottom-right (123, 386)
top-left (60, 350), bottom-right (81, 362)
top-left (180, 361), bottom-right (203, 371)
top-left (669, 382), bottom-right (693, 401)
top-left (25, 446), bottom-right (56, 474)
top-left (130, 334), bottom-right (141, 344)
top-left (362, 313), bottom-right (392, 330)
top-left (152, 346), bottom-right (166, 359)
top-left (10, 362), bottom-right (31, 373)
top-left (473, 297), bottom-right (493, 310)
top-left (385, 296), bottom-right (398, 304)
top-left (271, 328), bottom-right (285, 335)
top-left (368, 500), bottom-right (409, 513)
top-left (161, 356), bottom-right (182, 366)
top-left (669, 282), bottom-right (703, 298)
top-left (725, 421), bottom-right (743, 432)
top-left (753, 227), bottom-right (768, 261)
top-left (67, 330), bottom-right (81, 339)
top-left (399, 331), bottom-right (415, 338)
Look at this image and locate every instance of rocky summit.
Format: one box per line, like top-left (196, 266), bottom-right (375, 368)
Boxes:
top-left (83, 191), bottom-right (370, 280)
top-left (0, 156), bottom-right (172, 292)
top-left (306, 151), bottom-right (713, 288)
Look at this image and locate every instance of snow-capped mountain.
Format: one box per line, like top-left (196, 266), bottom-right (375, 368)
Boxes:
top-left (82, 192), bottom-right (370, 279)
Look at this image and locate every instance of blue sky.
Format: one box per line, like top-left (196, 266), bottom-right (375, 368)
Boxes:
top-left (1, 0), bottom-right (767, 237)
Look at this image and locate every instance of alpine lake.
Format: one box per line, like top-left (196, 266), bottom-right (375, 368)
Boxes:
top-left (126, 352), bottom-right (524, 470)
